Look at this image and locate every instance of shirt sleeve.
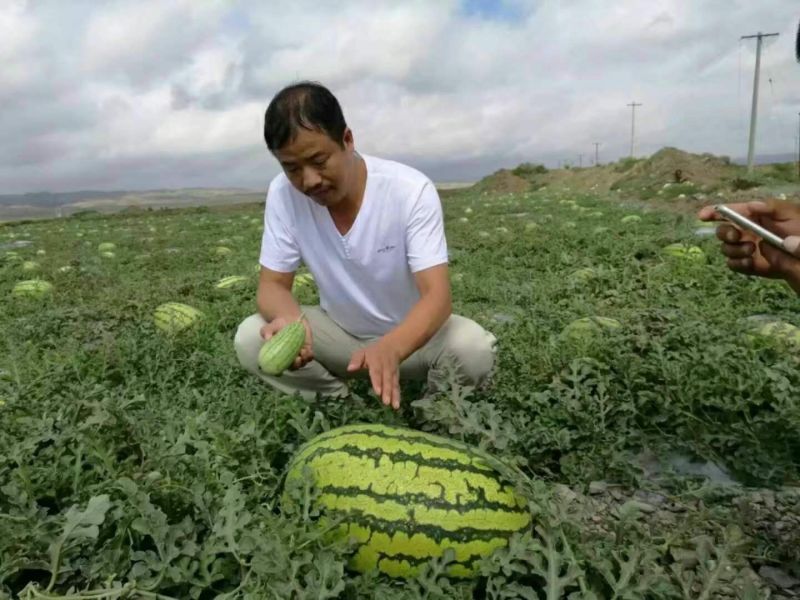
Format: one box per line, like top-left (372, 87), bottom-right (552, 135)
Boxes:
top-left (259, 183), bottom-right (302, 272)
top-left (405, 181), bottom-right (449, 273)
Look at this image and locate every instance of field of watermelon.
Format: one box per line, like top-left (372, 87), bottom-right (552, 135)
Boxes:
top-left (2, 188), bottom-right (800, 599)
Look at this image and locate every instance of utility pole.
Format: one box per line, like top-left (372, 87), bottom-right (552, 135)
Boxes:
top-left (627, 102), bottom-right (642, 158)
top-left (741, 31), bottom-right (779, 173)
top-left (578, 154), bottom-right (583, 168)
top-left (797, 112), bottom-right (800, 180)
top-left (593, 142), bottom-right (601, 166)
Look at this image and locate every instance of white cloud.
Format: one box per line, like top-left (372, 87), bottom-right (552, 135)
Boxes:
top-left (1, 0), bottom-right (798, 194)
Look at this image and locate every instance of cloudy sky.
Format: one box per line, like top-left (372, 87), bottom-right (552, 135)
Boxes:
top-left (2, 0), bottom-right (798, 194)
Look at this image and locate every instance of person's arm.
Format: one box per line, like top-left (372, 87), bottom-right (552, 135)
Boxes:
top-left (347, 181), bottom-right (450, 409)
top-left (256, 186), bottom-right (313, 369)
top-left (382, 264), bottom-right (452, 362)
top-left (257, 267), bottom-right (301, 323)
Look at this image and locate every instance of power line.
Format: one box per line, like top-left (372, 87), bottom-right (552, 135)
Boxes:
top-left (741, 31), bottom-right (779, 172)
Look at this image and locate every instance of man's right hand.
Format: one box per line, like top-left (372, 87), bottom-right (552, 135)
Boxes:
top-left (260, 316), bottom-right (314, 371)
top-left (698, 199), bottom-right (800, 294)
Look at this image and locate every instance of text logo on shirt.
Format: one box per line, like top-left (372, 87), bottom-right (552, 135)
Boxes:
top-left (377, 244), bottom-right (396, 254)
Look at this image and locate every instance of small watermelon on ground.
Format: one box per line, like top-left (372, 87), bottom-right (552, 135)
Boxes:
top-left (293, 273), bottom-right (315, 290)
top-left (12, 280), bottom-right (53, 299)
top-left (621, 215), bottom-right (641, 224)
top-left (215, 275), bottom-right (249, 290)
top-left (21, 261), bottom-right (40, 272)
top-left (281, 423), bottom-right (532, 579)
top-left (98, 242), bottom-right (116, 252)
top-left (100, 251), bottom-right (115, 259)
top-left (561, 316), bottom-right (622, 343)
top-left (662, 243), bottom-right (705, 262)
top-left (153, 302), bottom-right (203, 334)
top-left (742, 315), bottom-right (800, 349)
top-left (214, 246), bottom-right (233, 256)
top-left (569, 267), bottom-right (598, 283)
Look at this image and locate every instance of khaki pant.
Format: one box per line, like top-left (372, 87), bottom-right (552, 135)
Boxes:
top-left (233, 306), bottom-right (497, 401)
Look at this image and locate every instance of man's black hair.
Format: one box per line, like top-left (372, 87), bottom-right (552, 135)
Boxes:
top-left (263, 81), bottom-right (348, 151)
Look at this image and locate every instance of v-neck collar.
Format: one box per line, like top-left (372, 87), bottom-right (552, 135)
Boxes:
top-left (326, 152), bottom-right (370, 240)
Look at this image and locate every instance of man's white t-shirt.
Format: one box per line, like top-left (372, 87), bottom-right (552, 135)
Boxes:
top-left (259, 153), bottom-right (449, 339)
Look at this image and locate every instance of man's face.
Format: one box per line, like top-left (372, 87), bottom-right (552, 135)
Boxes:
top-left (273, 127), bottom-right (355, 208)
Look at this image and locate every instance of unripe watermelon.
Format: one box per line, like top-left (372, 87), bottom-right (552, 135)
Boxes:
top-left (561, 316), bottom-right (622, 343)
top-left (281, 423), bottom-right (532, 579)
top-left (742, 315), bottom-right (800, 349)
top-left (569, 267), bottom-right (598, 283)
top-left (214, 246), bottom-right (233, 256)
top-left (662, 243), bottom-right (705, 262)
top-left (21, 261), bottom-right (40, 272)
top-left (258, 318), bottom-right (305, 375)
top-left (12, 279), bottom-right (53, 299)
top-left (98, 242), bottom-right (116, 252)
top-left (153, 302), bottom-right (203, 334)
top-left (292, 273), bottom-right (315, 291)
top-left (215, 275), bottom-right (249, 289)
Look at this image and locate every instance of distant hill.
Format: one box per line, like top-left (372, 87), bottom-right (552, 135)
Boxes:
top-left (0, 188), bottom-right (265, 223)
top-left (475, 147), bottom-right (800, 202)
top-left (0, 187), bottom-right (260, 208)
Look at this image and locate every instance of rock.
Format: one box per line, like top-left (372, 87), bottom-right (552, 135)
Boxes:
top-left (589, 481), bottom-right (608, 495)
top-left (635, 490), bottom-right (668, 506)
top-left (554, 484), bottom-right (578, 504)
top-left (759, 566), bottom-right (800, 589)
top-left (670, 548), bottom-right (699, 568)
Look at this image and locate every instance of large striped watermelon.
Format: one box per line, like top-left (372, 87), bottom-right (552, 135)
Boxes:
top-left (281, 423), bottom-right (532, 579)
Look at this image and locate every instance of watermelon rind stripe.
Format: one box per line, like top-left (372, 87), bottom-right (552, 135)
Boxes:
top-left (289, 447), bottom-right (524, 510)
top-left (326, 509), bottom-right (528, 543)
top-left (293, 423), bottom-right (483, 460)
top-left (318, 484), bottom-right (529, 515)
top-left (289, 445), bottom-right (505, 488)
top-left (289, 430), bottom-right (495, 475)
top-left (375, 550), bottom-right (485, 572)
top-left (317, 492), bottom-right (531, 533)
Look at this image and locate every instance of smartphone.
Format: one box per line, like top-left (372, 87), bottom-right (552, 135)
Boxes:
top-left (713, 204), bottom-right (788, 251)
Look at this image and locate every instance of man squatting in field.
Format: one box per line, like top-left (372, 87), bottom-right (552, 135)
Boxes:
top-left (234, 81), bottom-right (497, 410)
top-left (699, 200), bottom-right (800, 297)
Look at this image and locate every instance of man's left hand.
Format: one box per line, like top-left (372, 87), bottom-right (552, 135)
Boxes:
top-left (347, 340), bottom-right (402, 410)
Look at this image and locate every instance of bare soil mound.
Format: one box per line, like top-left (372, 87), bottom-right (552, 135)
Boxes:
top-left (472, 169), bottom-right (531, 194)
top-left (610, 147), bottom-right (740, 196)
top-left (472, 147), bottom-right (799, 206)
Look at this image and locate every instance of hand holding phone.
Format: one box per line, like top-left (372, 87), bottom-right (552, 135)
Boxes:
top-left (698, 200), bottom-right (800, 295)
top-left (713, 204), bottom-right (791, 253)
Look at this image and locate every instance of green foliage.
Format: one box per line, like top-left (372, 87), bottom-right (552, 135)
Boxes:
top-left (1, 189), bottom-right (797, 597)
top-left (730, 177), bottom-right (762, 191)
top-left (512, 163), bottom-right (548, 177)
top-left (766, 162), bottom-right (799, 183)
